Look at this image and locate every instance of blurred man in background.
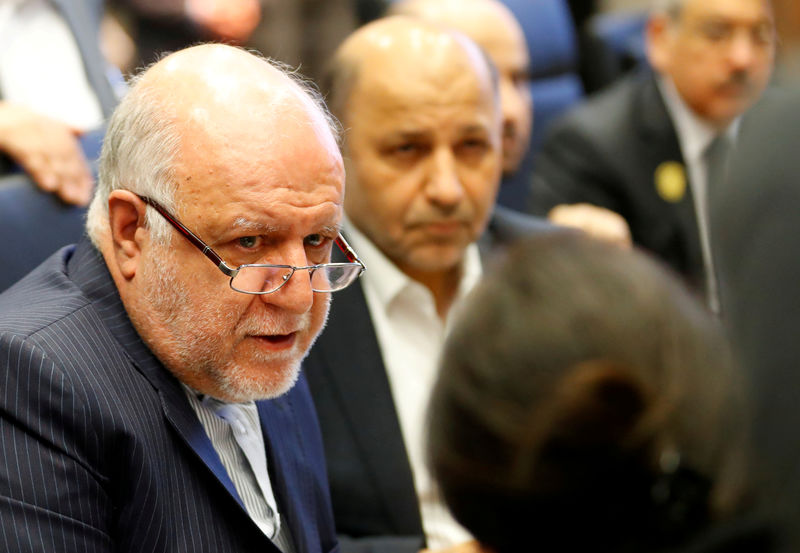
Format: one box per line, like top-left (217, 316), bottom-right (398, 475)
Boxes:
top-left (0, 44), bottom-right (350, 552)
top-left (530, 0), bottom-right (775, 313)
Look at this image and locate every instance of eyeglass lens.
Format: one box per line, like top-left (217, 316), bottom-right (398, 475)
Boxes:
top-left (230, 264), bottom-right (362, 294)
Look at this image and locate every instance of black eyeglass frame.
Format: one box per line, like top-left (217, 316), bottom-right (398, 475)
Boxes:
top-left (137, 194), bottom-right (365, 294)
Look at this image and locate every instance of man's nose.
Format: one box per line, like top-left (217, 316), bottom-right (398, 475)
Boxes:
top-left (259, 248), bottom-right (315, 314)
top-left (728, 31), bottom-right (757, 71)
top-left (425, 148), bottom-right (464, 207)
top-left (500, 78), bottom-right (523, 133)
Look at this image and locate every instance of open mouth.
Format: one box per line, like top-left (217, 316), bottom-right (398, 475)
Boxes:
top-left (251, 333), bottom-right (297, 350)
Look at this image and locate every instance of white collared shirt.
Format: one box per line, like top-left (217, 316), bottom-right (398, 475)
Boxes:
top-left (657, 76), bottom-right (739, 314)
top-left (344, 219), bottom-right (481, 549)
top-left (0, 0), bottom-right (103, 130)
top-left (184, 387), bottom-right (295, 553)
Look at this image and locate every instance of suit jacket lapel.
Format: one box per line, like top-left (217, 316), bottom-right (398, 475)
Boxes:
top-left (50, 0), bottom-right (117, 117)
top-left (69, 239), bottom-right (245, 511)
top-left (256, 388), bottom-right (315, 553)
top-left (636, 73), bottom-right (704, 284)
top-left (316, 280), bottom-right (423, 533)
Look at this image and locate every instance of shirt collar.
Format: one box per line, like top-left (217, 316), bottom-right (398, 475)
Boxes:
top-left (657, 75), bottom-right (740, 163)
top-left (343, 216), bottom-right (482, 312)
top-left (181, 382), bottom-right (257, 411)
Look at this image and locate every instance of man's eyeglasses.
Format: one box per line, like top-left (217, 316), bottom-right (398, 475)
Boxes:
top-left (137, 195), bottom-right (365, 295)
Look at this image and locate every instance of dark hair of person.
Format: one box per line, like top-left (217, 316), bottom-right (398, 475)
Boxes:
top-left (427, 233), bottom-right (751, 553)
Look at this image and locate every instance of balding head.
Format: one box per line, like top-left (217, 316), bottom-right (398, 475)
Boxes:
top-left (136, 44), bottom-right (336, 144)
top-left (328, 17), bottom-right (502, 304)
top-left (326, 16), bottom-right (496, 125)
top-left (89, 44), bottom-right (347, 403)
top-left (89, 44), bottom-right (340, 246)
top-left (389, 0), bottom-right (532, 174)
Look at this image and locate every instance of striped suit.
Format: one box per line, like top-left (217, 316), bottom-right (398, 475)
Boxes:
top-left (0, 239), bottom-right (339, 553)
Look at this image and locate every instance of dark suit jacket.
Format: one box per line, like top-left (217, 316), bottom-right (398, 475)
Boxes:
top-left (528, 71), bottom-right (705, 289)
top-left (711, 90), bottom-right (800, 547)
top-left (0, 239), bottom-right (339, 553)
top-left (304, 208), bottom-right (555, 553)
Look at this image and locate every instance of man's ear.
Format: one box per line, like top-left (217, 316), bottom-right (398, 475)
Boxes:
top-left (107, 190), bottom-right (148, 280)
top-left (646, 14), bottom-right (673, 74)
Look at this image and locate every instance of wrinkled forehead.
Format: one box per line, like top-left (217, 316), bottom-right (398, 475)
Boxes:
top-left (177, 94), bottom-right (336, 156)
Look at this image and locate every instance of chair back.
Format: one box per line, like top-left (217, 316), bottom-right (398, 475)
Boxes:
top-left (581, 9), bottom-right (649, 94)
top-left (498, 0), bottom-right (585, 211)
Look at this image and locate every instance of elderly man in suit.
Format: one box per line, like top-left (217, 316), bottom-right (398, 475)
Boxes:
top-left (529, 0), bottom-right (776, 312)
top-left (304, 16), bottom-right (553, 553)
top-left (0, 43), bottom-right (361, 552)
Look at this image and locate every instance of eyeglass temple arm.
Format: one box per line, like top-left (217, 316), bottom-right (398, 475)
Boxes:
top-left (138, 195), bottom-right (235, 275)
top-left (335, 234), bottom-right (364, 268)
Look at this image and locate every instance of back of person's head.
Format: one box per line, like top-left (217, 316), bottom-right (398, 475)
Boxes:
top-left (428, 233), bottom-right (750, 553)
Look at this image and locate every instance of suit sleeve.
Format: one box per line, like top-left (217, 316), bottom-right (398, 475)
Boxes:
top-left (0, 332), bottom-right (114, 553)
top-left (528, 116), bottom-right (624, 217)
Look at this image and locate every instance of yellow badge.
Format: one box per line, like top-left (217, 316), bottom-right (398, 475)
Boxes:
top-left (654, 161), bottom-right (686, 203)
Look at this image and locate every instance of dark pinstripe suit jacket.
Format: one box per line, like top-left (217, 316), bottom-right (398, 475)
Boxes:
top-left (0, 239), bottom-right (339, 553)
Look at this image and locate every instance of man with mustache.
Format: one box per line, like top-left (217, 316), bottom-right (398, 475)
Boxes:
top-left (0, 43), bottom-right (362, 552)
top-left (529, 0), bottom-right (775, 312)
top-left (303, 16), bottom-right (553, 553)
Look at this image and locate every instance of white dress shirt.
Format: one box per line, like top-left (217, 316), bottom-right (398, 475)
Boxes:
top-left (184, 387), bottom-right (295, 553)
top-left (658, 76), bottom-right (739, 314)
top-left (344, 219), bottom-right (481, 550)
top-left (0, 0), bottom-right (103, 130)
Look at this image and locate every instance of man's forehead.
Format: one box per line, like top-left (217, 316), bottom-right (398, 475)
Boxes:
top-left (679, 0), bottom-right (774, 23)
top-left (351, 48), bottom-right (495, 112)
top-left (350, 75), bottom-right (496, 133)
top-left (190, 191), bottom-right (344, 239)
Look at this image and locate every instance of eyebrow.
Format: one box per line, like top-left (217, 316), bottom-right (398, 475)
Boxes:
top-left (459, 124), bottom-right (491, 135)
top-left (387, 123), bottom-right (490, 140)
top-left (319, 224), bottom-right (342, 234)
top-left (388, 130), bottom-right (430, 141)
top-left (230, 218), bottom-right (281, 234)
top-left (230, 219), bottom-right (343, 236)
